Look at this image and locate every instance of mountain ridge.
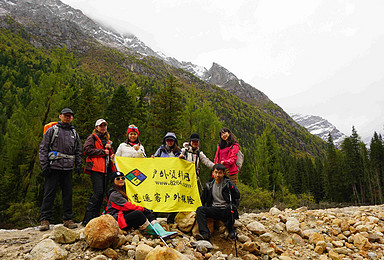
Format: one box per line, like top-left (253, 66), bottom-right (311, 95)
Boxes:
top-left (290, 113), bottom-right (346, 149)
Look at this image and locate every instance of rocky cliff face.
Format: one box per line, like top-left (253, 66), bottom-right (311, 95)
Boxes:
top-left (291, 114), bottom-right (346, 149)
top-left (0, 0), bottom-right (271, 108)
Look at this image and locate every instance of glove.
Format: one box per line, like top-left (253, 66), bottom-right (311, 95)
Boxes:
top-left (143, 208), bottom-right (153, 215)
top-left (43, 167), bottom-right (51, 177)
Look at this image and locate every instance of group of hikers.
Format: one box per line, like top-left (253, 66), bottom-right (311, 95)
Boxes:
top-left (38, 108), bottom-right (241, 242)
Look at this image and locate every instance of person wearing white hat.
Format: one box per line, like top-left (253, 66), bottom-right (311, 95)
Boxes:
top-left (82, 119), bottom-right (117, 226)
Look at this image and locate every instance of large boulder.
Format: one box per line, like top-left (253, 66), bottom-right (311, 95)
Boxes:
top-left (84, 214), bottom-right (120, 249)
top-left (192, 218), bottom-right (215, 237)
top-left (29, 238), bottom-right (67, 260)
top-left (175, 211), bottom-right (196, 233)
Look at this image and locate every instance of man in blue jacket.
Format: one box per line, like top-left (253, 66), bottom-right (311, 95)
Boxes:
top-left (39, 108), bottom-right (82, 231)
top-left (195, 164), bottom-right (240, 241)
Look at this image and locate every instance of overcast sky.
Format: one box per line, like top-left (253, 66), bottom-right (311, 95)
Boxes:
top-left (61, 0), bottom-right (384, 142)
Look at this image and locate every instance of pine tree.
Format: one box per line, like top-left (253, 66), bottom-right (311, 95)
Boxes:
top-left (369, 132), bottom-right (384, 203)
top-left (149, 75), bottom-right (183, 140)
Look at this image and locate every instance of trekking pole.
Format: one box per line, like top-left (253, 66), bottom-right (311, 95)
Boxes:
top-left (228, 183), bottom-right (238, 257)
top-left (148, 222), bottom-right (169, 247)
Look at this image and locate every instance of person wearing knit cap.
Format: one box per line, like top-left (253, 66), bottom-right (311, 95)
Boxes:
top-left (116, 125), bottom-right (146, 158)
top-left (152, 132), bottom-right (181, 158)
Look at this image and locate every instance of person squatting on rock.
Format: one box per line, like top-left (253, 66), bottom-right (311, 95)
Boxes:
top-left (214, 127), bottom-right (240, 185)
top-left (115, 124), bottom-right (146, 158)
top-left (152, 132), bottom-right (181, 158)
top-left (39, 108), bottom-right (82, 231)
top-left (106, 171), bottom-right (177, 238)
top-left (195, 164), bottom-right (240, 241)
top-left (82, 119), bottom-right (117, 226)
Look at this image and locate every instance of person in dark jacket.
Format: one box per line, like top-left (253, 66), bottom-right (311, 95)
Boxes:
top-left (39, 108), bottom-right (82, 231)
top-left (82, 119), bottom-right (117, 226)
top-left (195, 164), bottom-right (240, 241)
top-left (106, 171), bottom-right (177, 238)
top-left (152, 132), bottom-right (181, 157)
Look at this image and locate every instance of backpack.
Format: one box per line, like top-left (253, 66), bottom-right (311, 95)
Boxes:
top-left (236, 149), bottom-right (244, 172)
top-left (43, 121), bottom-right (79, 150)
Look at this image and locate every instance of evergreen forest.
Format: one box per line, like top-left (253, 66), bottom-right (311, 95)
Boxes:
top-left (1, 25), bottom-right (384, 228)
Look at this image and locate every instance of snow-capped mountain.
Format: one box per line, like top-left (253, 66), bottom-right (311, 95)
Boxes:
top-left (0, 0), bottom-right (270, 107)
top-left (291, 114), bottom-right (346, 148)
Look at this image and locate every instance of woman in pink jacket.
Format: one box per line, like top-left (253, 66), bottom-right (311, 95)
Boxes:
top-left (214, 127), bottom-right (239, 185)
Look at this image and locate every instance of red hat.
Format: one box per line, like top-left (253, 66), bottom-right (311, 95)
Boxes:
top-left (126, 125), bottom-right (139, 137)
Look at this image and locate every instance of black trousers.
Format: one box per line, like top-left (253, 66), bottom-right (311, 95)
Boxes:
top-left (123, 210), bottom-right (156, 230)
top-left (40, 169), bottom-right (73, 221)
top-left (196, 205), bottom-right (235, 236)
top-left (83, 171), bottom-right (106, 223)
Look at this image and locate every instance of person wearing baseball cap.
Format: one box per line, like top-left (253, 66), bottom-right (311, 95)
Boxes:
top-left (39, 108), bottom-right (82, 231)
top-left (82, 119), bottom-right (117, 226)
top-left (115, 125), bottom-right (146, 158)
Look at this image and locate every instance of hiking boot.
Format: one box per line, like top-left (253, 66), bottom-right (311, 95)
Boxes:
top-left (39, 219), bottom-right (50, 231)
top-left (228, 229), bottom-right (236, 239)
top-left (63, 220), bottom-right (77, 229)
top-left (194, 233), bottom-right (210, 241)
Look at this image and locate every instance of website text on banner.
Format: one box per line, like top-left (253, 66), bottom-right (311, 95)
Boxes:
top-left (115, 157), bottom-right (202, 212)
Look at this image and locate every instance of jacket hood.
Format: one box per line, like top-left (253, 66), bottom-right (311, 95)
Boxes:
top-left (162, 132), bottom-right (178, 145)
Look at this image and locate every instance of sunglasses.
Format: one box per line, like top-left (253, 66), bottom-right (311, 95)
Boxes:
top-left (115, 177), bottom-right (125, 181)
top-left (165, 139), bottom-right (175, 142)
top-left (128, 126), bottom-right (138, 129)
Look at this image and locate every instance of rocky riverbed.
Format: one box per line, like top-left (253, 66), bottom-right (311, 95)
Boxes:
top-left (1, 204), bottom-right (384, 259)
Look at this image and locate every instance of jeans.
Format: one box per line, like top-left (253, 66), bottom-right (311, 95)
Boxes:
top-left (40, 169), bottom-right (73, 221)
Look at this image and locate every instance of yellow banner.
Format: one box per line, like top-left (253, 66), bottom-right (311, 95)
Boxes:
top-left (114, 157), bottom-right (202, 212)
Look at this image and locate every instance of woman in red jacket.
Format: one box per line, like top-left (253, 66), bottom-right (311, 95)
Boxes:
top-left (214, 127), bottom-right (239, 185)
top-left (82, 119), bottom-right (117, 226)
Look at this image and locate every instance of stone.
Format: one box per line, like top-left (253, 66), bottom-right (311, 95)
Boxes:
top-left (145, 246), bottom-right (189, 260)
top-left (269, 207), bottom-right (282, 216)
top-left (332, 240), bottom-right (344, 247)
top-left (286, 218), bottom-right (301, 233)
top-left (52, 225), bottom-right (79, 244)
top-left (247, 221), bottom-right (266, 235)
top-left (103, 248), bottom-right (118, 260)
top-left (314, 241), bottom-right (326, 254)
top-left (242, 254), bottom-right (258, 260)
top-left (354, 233), bottom-right (372, 250)
top-left (291, 233), bottom-right (304, 245)
top-left (135, 243), bottom-right (154, 260)
top-left (279, 257), bottom-right (293, 260)
top-left (192, 218), bottom-right (214, 237)
top-left (328, 249), bottom-right (342, 260)
top-left (237, 234), bottom-right (251, 243)
top-left (84, 214), bottom-right (120, 249)
top-left (308, 232), bottom-right (325, 245)
top-left (90, 255), bottom-right (108, 260)
top-left (175, 211), bottom-right (196, 233)
top-left (29, 238), bottom-right (68, 260)
top-left (112, 234), bottom-right (127, 248)
top-left (260, 232), bottom-right (272, 242)
top-left (271, 223), bottom-right (285, 234)
top-left (242, 241), bottom-right (259, 253)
